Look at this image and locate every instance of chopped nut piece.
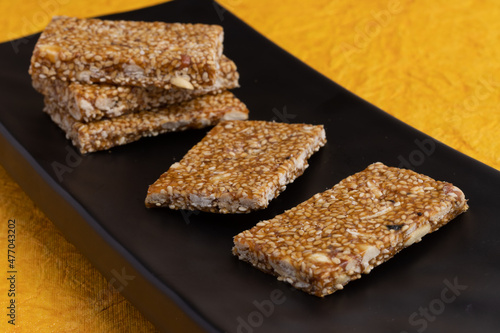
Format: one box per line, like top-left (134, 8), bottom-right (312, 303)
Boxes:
top-left (37, 44), bottom-right (60, 63)
top-left (145, 120), bottom-right (326, 213)
top-left (170, 76), bottom-right (194, 90)
top-left (233, 162), bottom-right (468, 297)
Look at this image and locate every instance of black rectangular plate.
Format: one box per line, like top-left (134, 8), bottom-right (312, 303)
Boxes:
top-left (1, 0), bottom-right (500, 332)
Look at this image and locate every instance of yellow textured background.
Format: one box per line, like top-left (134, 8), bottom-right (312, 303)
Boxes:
top-left (0, 0), bottom-right (498, 331)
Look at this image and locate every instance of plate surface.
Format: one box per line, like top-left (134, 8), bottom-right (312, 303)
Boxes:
top-left (1, 0), bottom-right (500, 332)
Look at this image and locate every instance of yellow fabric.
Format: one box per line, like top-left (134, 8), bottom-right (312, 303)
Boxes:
top-left (0, 0), bottom-right (498, 331)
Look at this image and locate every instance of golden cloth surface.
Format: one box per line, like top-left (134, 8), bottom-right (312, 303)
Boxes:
top-left (0, 0), bottom-right (498, 331)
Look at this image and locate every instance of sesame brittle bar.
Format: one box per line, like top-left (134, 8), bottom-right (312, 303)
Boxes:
top-left (33, 56), bottom-right (239, 122)
top-left (145, 120), bottom-right (326, 213)
top-left (233, 162), bottom-right (468, 297)
top-left (29, 16), bottom-right (224, 89)
top-left (43, 91), bottom-right (248, 154)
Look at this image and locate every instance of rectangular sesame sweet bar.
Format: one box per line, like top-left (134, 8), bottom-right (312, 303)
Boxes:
top-left (43, 91), bottom-right (248, 154)
top-left (145, 120), bottom-right (326, 213)
top-left (29, 16), bottom-right (224, 89)
top-left (32, 56), bottom-right (239, 122)
top-left (233, 162), bottom-right (468, 297)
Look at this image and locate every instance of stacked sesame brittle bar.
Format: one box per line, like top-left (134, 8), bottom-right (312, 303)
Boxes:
top-left (233, 162), bottom-right (468, 297)
top-left (44, 92), bottom-right (248, 154)
top-left (29, 16), bottom-right (224, 89)
top-left (32, 56), bottom-right (239, 122)
top-left (145, 120), bottom-right (326, 213)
